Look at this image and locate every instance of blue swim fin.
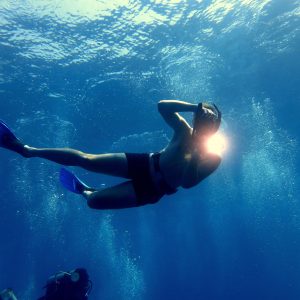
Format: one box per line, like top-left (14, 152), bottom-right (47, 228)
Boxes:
top-left (59, 168), bottom-right (90, 194)
top-left (0, 120), bottom-right (20, 148)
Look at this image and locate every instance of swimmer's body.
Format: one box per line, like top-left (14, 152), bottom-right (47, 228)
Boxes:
top-left (0, 100), bottom-right (222, 209)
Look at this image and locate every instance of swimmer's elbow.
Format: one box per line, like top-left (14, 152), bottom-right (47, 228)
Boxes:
top-left (158, 100), bottom-right (168, 113)
top-left (158, 101), bottom-right (174, 120)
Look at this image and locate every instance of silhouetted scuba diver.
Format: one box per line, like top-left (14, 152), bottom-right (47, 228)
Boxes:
top-left (38, 268), bottom-right (92, 300)
top-left (0, 100), bottom-right (222, 209)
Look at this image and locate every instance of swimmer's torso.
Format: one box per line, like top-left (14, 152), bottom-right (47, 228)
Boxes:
top-left (159, 128), bottom-right (221, 189)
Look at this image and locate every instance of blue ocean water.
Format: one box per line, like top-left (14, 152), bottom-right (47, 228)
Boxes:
top-left (0, 0), bottom-right (299, 299)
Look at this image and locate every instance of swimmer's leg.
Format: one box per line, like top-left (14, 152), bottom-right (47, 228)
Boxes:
top-left (25, 147), bottom-right (129, 177)
top-left (83, 181), bottom-right (139, 209)
top-left (59, 169), bottom-right (141, 209)
top-left (0, 121), bottom-right (129, 177)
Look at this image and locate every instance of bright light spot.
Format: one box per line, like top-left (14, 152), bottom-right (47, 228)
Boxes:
top-left (206, 132), bottom-right (228, 156)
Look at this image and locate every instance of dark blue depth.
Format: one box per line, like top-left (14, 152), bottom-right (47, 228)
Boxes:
top-left (0, 1), bottom-right (299, 299)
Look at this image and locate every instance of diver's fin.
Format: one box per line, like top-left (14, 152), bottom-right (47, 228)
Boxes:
top-left (0, 120), bottom-right (24, 154)
top-left (59, 168), bottom-right (90, 194)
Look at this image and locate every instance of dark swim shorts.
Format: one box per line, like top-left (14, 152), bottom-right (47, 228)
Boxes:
top-left (125, 153), bottom-right (160, 205)
top-left (125, 153), bottom-right (177, 206)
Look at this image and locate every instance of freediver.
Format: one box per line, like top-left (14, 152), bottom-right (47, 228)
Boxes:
top-left (0, 100), bottom-right (222, 209)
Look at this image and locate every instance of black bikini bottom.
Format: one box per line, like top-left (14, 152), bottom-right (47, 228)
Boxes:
top-left (125, 153), bottom-right (177, 206)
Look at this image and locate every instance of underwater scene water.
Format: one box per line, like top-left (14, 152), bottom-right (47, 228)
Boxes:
top-left (0, 0), bottom-right (300, 299)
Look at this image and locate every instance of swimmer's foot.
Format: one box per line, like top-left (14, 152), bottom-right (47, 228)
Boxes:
top-left (0, 120), bottom-right (28, 157)
top-left (60, 168), bottom-right (96, 195)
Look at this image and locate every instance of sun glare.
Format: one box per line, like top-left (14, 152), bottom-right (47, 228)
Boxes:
top-left (206, 132), bottom-right (228, 156)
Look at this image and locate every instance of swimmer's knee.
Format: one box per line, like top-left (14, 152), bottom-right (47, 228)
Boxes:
top-left (87, 199), bottom-right (94, 209)
top-left (85, 190), bottom-right (97, 204)
top-left (86, 192), bottom-right (106, 209)
top-left (80, 153), bottom-right (95, 167)
top-left (87, 196), bottom-right (98, 209)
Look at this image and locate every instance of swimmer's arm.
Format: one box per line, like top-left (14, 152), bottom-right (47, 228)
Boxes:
top-left (158, 100), bottom-right (197, 131)
top-left (158, 100), bottom-right (198, 113)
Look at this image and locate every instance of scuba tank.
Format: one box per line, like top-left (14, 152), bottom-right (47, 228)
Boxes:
top-left (0, 288), bottom-right (17, 300)
top-left (38, 268), bottom-right (92, 300)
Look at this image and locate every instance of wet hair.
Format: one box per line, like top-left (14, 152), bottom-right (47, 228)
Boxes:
top-left (193, 102), bottom-right (222, 136)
